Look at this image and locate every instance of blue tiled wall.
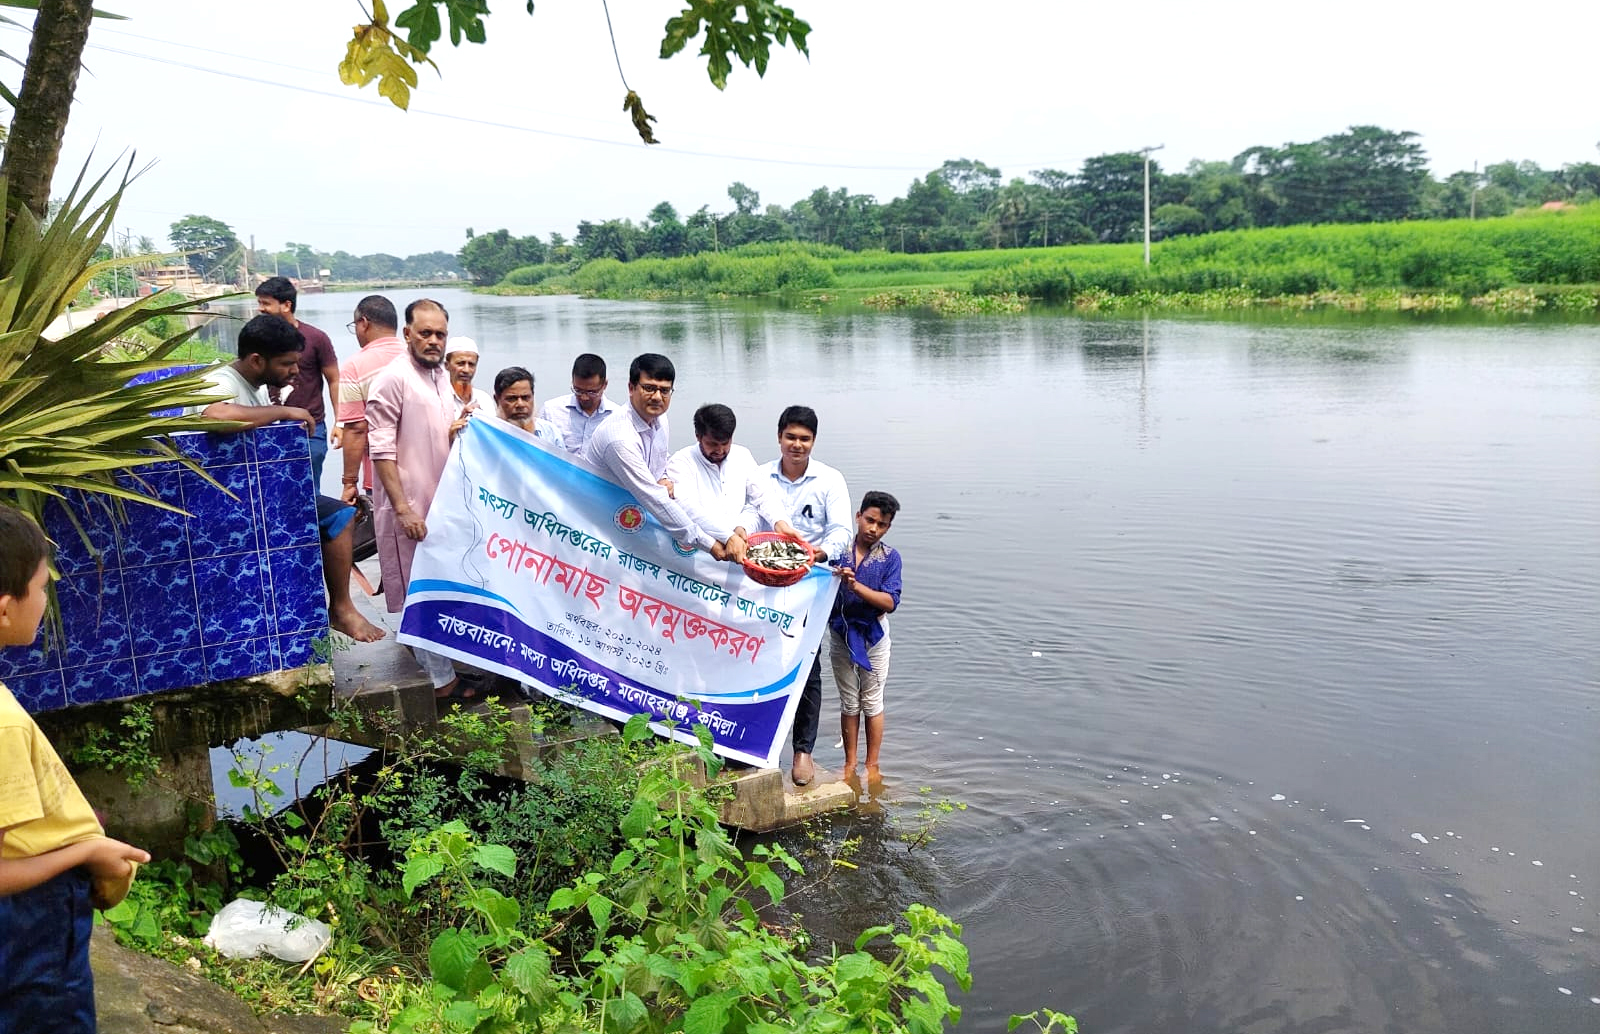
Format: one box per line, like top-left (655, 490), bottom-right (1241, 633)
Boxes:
top-left (0, 423), bottom-right (328, 712)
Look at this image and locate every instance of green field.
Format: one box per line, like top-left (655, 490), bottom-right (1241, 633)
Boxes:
top-left (492, 205), bottom-right (1600, 314)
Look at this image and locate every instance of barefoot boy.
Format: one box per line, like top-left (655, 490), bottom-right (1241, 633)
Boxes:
top-left (0, 504), bottom-right (150, 1030)
top-left (828, 491), bottom-right (903, 780)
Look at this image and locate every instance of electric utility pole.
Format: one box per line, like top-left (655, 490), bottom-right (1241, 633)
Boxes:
top-left (1141, 144), bottom-right (1164, 266)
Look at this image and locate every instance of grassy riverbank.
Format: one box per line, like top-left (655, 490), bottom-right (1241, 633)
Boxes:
top-left (489, 205), bottom-right (1600, 315)
top-left (91, 702), bottom-right (1068, 1034)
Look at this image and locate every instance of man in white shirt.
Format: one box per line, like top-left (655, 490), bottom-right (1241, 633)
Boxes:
top-left (490, 366), bottom-right (566, 447)
top-left (539, 352), bottom-right (620, 454)
top-left (760, 405), bottom-right (852, 786)
top-left (582, 353), bottom-right (745, 562)
top-left (664, 403), bottom-right (797, 545)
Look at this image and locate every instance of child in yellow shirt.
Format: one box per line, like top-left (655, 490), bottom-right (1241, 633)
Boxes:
top-left (0, 504), bottom-right (149, 1032)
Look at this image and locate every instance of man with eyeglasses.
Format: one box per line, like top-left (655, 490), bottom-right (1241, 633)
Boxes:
top-left (335, 295), bottom-right (406, 505)
top-left (583, 353), bottom-right (747, 563)
top-left (539, 353), bottom-right (619, 454)
top-left (365, 299), bottom-right (475, 702)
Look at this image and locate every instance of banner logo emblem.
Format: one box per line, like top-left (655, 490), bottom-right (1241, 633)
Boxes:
top-left (613, 504), bottom-right (644, 533)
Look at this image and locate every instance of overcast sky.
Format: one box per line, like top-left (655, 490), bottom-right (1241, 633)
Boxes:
top-left (12, 0), bottom-right (1599, 256)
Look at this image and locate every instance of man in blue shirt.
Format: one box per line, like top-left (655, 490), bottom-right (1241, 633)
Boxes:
top-left (540, 353), bottom-right (620, 454)
top-left (829, 491), bottom-right (902, 784)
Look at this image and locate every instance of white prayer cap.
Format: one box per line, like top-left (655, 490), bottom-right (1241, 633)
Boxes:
top-left (444, 336), bottom-right (479, 357)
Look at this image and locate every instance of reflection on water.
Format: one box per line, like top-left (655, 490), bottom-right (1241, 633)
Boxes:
top-left (216, 292), bottom-right (1598, 1032)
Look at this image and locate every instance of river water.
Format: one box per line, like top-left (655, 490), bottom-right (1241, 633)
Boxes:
top-left (213, 291), bottom-right (1599, 1033)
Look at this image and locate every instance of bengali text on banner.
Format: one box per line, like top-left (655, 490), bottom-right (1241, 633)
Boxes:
top-left (397, 417), bottom-right (837, 768)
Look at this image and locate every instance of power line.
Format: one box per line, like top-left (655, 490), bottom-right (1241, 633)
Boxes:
top-left (87, 24), bottom-right (1010, 166)
top-left (84, 41), bottom-right (953, 172)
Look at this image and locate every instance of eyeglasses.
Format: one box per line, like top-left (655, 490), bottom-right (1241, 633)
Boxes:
top-left (345, 318), bottom-right (362, 334)
top-left (636, 384), bottom-right (674, 398)
top-left (573, 387), bottom-right (605, 400)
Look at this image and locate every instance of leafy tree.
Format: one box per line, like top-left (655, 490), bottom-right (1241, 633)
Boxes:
top-left (726, 181), bottom-right (761, 216)
top-left (940, 158), bottom-right (1002, 214)
top-left (1317, 125), bottom-right (1429, 222)
top-left (643, 202), bottom-right (687, 258)
top-left (574, 219), bottom-right (636, 263)
top-left (684, 206), bottom-right (717, 253)
top-left (883, 171), bottom-right (964, 252)
top-left (167, 214), bottom-right (240, 280)
top-left (1152, 202), bottom-right (1206, 239)
top-left (983, 178), bottom-right (1036, 248)
top-left (1175, 160), bottom-right (1253, 232)
top-left (1077, 152), bottom-right (1150, 243)
top-left (1238, 127), bottom-right (1429, 226)
top-left (1421, 170), bottom-right (1475, 220)
top-left (546, 232), bottom-right (574, 264)
top-left (1560, 162), bottom-right (1600, 201)
top-left (459, 228), bottom-right (544, 285)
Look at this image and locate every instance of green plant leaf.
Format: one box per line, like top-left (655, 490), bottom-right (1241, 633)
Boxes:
top-left (441, 1000), bottom-right (483, 1028)
top-left (586, 894), bottom-right (612, 938)
top-left (608, 989), bottom-right (649, 1033)
top-left (853, 924), bottom-right (894, 951)
top-left (504, 947), bottom-right (551, 999)
top-left (471, 888), bottom-right (521, 934)
top-left (833, 951), bottom-right (878, 984)
top-left (428, 928), bottom-right (479, 991)
top-left (472, 842), bottom-right (517, 879)
top-left (622, 711), bottom-right (653, 743)
top-left (684, 990), bottom-right (739, 1034)
top-left (402, 854), bottom-right (445, 897)
top-left (620, 796), bottom-right (656, 839)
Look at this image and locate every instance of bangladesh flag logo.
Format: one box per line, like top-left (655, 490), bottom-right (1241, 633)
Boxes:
top-left (613, 504), bottom-right (644, 533)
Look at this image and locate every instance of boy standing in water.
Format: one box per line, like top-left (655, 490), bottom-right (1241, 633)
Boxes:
top-left (0, 504), bottom-right (149, 1030)
top-left (829, 491), bottom-right (903, 783)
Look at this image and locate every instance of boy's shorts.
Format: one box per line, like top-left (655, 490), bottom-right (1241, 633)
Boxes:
top-left (316, 494), bottom-right (356, 542)
top-left (829, 631), bottom-right (891, 718)
top-left (0, 867), bottom-right (96, 1033)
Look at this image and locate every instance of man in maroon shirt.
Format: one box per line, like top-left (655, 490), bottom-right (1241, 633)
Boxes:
top-left (256, 276), bottom-right (340, 487)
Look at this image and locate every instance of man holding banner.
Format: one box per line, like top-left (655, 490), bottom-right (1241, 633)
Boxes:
top-left (367, 299), bottom-right (471, 701)
top-left (394, 375), bottom-right (841, 768)
top-left (666, 403), bottom-right (797, 546)
top-left (763, 405), bottom-right (852, 787)
top-left (583, 354), bottom-right (748, 565)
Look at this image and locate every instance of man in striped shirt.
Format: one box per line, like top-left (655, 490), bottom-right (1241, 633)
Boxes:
top-left (336, 295), bottom-right (406, 505)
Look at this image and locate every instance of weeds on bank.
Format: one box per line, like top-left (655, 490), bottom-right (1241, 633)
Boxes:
top-left (72, 699), bottom-right (161, 788)
top-left (96, 701), bottom-right (1071, 1033)
top-left (901, 788), bottom-right (967, 852)
top-left (361, 714), bottom-right (991, 1034)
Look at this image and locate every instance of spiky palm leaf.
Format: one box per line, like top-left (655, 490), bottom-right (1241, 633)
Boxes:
top-left (0, 157), bottom-right (235, 575)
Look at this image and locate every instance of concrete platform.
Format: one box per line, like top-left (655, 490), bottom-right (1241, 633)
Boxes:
top-left (322, 563), bottom-right (854, 831)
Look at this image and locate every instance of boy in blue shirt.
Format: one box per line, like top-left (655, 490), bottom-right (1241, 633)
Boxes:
top-left (828, 491), bottom-right (903, 783)
top-left (0, 504), bottom-right (149, 1032)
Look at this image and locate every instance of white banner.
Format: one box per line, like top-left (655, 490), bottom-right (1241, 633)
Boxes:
top-left (397, 417), bottom-right (837, 767)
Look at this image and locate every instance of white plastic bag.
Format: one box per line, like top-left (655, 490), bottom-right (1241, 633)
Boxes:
top-left (202, 898), bottom-right (331, 962)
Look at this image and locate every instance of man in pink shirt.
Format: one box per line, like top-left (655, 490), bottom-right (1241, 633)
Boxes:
top-left (336, 295), bottom-right (406, 505)
top-left (365, 299), bottom-right (466, 700)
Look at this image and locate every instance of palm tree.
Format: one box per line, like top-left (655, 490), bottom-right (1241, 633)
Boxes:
top-left (0, 160), bottom-right (231, 608)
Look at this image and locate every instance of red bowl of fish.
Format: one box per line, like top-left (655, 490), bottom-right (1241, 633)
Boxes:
top-left (741, 531), bottom-right (817, 587)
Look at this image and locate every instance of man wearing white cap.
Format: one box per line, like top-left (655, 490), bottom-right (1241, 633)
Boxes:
top-left (444, 337), bottom-right (493, 415)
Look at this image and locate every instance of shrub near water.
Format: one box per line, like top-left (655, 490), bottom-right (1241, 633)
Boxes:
top-left (566, 245), bottom-right (837, 296)
top-left (963, 209), bottom-right (1600, 304)
top-left (492, 205), bottom-right (1600, 315)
